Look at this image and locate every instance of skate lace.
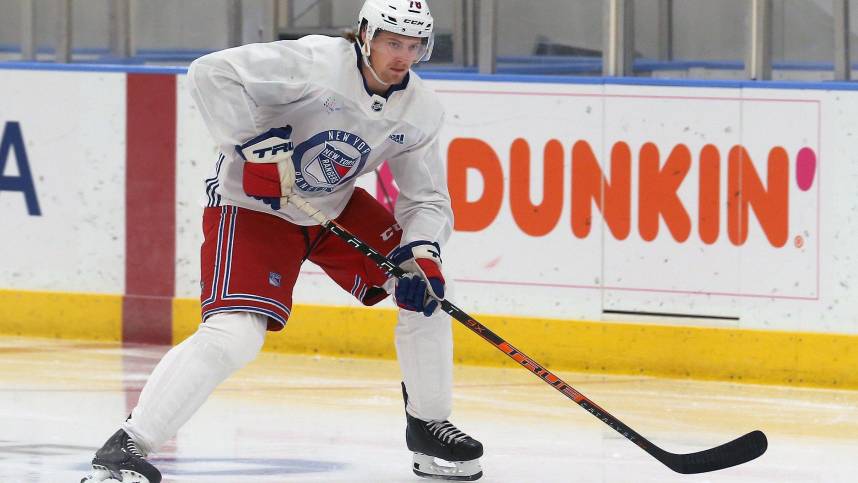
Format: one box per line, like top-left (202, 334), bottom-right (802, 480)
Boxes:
top-left (426, 420), bottom-right (469, 445)
top-left (125, 438), bottom-right (145, 458)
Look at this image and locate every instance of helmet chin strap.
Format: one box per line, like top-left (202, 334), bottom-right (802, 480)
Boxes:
top-left (357, 38), bottom-right (391, 87)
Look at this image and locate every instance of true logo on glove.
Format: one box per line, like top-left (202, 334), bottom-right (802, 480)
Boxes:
top-left (252, 142), bottom-right (293, 160)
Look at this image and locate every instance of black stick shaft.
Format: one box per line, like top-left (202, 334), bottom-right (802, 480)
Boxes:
top-left (320, 223), bottom-right (659, 443)
top-left (315, 217), bottom-right (767, 474)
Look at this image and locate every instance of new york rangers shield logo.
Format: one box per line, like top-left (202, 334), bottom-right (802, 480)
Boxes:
top-left (307, 142), bottom-right (359, 185)
top-left (292, 130), bottom-right (372, 194)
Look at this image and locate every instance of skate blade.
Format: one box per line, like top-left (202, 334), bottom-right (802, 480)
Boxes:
top-left (81, 465), bottom-right (152, 483)
top-left (412, 453), bottom-right (483, 481)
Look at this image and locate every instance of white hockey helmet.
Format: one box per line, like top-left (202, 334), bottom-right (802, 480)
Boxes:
top-left (357, 0), bottom-right (435, 63)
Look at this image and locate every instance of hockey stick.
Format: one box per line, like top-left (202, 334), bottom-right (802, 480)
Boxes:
top-left (287, 195), bottom-right (768, 474)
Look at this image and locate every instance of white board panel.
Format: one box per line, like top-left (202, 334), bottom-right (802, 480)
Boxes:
top-left (0, 70), bottom-right (126, 294)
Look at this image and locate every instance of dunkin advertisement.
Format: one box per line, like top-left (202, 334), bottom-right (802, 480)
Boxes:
top-left (2, 69), bottom-right (855, 334)
top-left (394, 81), bottom-right (838, 331)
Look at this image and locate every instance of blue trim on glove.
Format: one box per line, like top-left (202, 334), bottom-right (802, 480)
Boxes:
top-left (390, 240), bottom-right (442, 265)
top-left (234, 126), bottom-right (293, 161)
top-left (391, 240), bottom-right (443, 317)
top-left (395, 274), bottom-right (439, 316)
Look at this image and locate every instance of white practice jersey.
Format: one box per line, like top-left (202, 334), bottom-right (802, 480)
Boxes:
top-left (187, 35), bottom-right (452, 246)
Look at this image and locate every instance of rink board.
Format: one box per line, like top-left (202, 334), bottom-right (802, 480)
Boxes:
top-left (1, 64), bottom-right (858, 388)
top-left (0, 289), bottom-right (855, 388)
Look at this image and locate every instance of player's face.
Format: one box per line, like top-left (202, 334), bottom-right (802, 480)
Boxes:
top-left (369, 31), bottom-right (426, 83)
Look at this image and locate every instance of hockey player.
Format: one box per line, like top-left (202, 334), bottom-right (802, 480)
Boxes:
top-left (81, 0), bottom-right (483, 482)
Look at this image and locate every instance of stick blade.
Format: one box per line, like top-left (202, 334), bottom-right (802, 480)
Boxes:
top-left (658, 430), bottom-right (768, 474)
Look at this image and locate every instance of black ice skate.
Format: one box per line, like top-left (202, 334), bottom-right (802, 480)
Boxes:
top-left (403, 384), bottom-right (483, 481)
top-left (80, 429), bottom-right (162, 483)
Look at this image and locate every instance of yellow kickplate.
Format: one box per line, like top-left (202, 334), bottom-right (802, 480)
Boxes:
top-left (0, 289), bottom-right (121, 341)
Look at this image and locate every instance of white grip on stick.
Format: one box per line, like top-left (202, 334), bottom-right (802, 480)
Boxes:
top-left (288, 195), bottom-right (331, 225)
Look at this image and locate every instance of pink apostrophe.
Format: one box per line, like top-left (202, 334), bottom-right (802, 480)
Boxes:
top-left (795, 147), bottom-right (816, 191)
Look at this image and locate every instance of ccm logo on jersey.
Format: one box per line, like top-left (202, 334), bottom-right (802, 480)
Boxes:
top-left (381, 223), bottom-right (402, 241)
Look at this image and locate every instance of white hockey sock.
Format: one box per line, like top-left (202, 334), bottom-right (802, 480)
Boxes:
top-left (122, 311), bottom-right (267, 454)
top-left (395, 284), bottom-right (454, 421)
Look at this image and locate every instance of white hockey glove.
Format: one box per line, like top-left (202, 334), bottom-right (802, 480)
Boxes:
top-left (391, 241), bottom-right (445, 317)
top-left (236, 126), bottom-right (295, 211)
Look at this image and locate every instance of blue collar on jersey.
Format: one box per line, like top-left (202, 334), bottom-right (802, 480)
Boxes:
top-left (353, 41), bottom-right (410, 99)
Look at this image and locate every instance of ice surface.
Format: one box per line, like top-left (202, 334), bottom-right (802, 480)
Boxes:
top-left (1, 337), bottom-right (856, 482)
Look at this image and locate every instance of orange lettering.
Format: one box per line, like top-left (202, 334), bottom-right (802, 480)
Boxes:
top-left (449, 137), bottom-right (792, 248)
top-left (571, 141), bottom-right (631, 240)
top-left (447, 138), bottom-right (504, 231)
top-left (698, 144), bottom-right (720, 244)
top-left (727, 146), bottom-right (789, 247)
top-left (510, 138), bottom-right (564, 236)
top-left (638, 143), bottom-right (691, 242)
